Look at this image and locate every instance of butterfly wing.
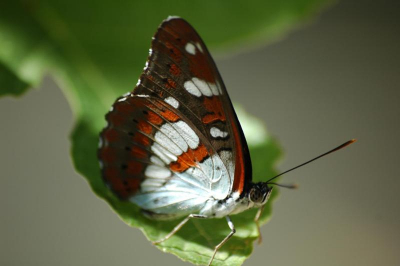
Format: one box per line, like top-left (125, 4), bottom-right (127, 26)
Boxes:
top-left (98, 17), bottom-right (252, 218)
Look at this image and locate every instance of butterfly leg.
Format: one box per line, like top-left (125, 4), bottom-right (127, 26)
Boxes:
top-left (152, 214), bottom-right (207, 245)
top-left (208, 216), bottom-right (236, 266)
top-left (254, 205), bottom-right (265, 244)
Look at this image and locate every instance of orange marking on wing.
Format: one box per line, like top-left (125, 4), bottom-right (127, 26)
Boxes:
top-left (165, 42), bottom-right (181, 62)
top-left (170, 144), bottom-right (209, 172)
top-left (119, 178), bottom-right (141, 197)
top-left (126, 161), bottom-right (143, 175)
top-left (104, 128), bottom-right (119, 142)
top-left (99, 146), bottom-right (116, 163)
top-left (138, 120), bottom-right (152, 134)
top-left (189, 56), bottom-right (215, 83)
top-left (104, 167), bottom-right (119, 183)
top-left (189, 47), bottom-right (216, 83)
top-left (147, 111), bottom-right (163, 125)
top-left (202, 96), bottom-right (226, 124)
top-left (231, 128), bottom-right (245, 194)
top-left (104, 166), bottom-right (138, 198)
top-left (106, 173), bottom-right (141, 199)
top-left (131, 146), bottom-right (147, 159)
top-left (164, 78), bottom-right (177, 89)
top-left (145, 99), bottom-right (180, 122)
top-left (160, 109), bottom-right (180, 122)
top-left (107, 112), bottom-right (125, 126)
top-left (133, 133), bottom-right (150, 146)
top-left (169, 64), bottom-right (181, 76)
top-left (163, 25), bottom-right (180, 39)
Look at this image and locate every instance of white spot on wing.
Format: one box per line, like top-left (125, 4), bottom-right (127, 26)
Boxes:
top-left (209, 83), bottom-right (219, 95)
top-left (149, 120), bottom-right (200, 167)
top-left (196, 42), bottom-right (203, 53)
top-left (150, 156), bottom-right (165, 166)
top-left (210, 127), bottom-right (228, 138)
top-left (164, 96), bottom-right (179, 108)
top-left (184, 80), bottom-right (202, 97)
top-left (217, 81), bottom-right (223, 94)
top-left (161, 123), bottom-right (188, 152)
top-left (185, 42), bottom-right (196, 55)
top-left (151, 143), bottom-right (177, 164)
top-left (173, 121), bottom-right (199, 149)
top-left (193, 78), bottom-right (212, 96)
top-left (140, 179), bottom-right (166, 192)
top-left (185, 77), bottom-right (220, 97)
top-left (155, 127), bottom-right (185, 156)
top-left (218, 150), bottom-right (234, 175)
top-left (182, 153), bottom-right (231, 199)
top-left (145, 165), bottom-right (171, 179)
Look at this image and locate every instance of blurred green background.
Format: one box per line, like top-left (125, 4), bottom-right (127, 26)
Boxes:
top-left (1, 0), bottom-right (400, 265)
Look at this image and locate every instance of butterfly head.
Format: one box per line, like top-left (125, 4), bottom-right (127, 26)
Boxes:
top-left (248, 183), bottom-right (273, 207)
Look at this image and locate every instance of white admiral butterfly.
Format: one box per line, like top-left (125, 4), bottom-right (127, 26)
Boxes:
top-left (98, 16), bottom-right (355, 265)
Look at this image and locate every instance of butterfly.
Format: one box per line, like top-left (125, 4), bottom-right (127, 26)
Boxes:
top-left (98, 16), bottom-right (355, 265)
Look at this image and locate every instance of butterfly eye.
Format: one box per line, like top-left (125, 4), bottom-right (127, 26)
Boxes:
top-left (249, 188), bottom-right (263, 203)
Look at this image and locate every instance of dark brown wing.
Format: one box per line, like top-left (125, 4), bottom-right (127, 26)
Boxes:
top-left (99, 17), bottom-right (252, 202)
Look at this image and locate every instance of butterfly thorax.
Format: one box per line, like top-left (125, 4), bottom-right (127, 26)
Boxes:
top-left (199, 183), bottom-right (273, 218)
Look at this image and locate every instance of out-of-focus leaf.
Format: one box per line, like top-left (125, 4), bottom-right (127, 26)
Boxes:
top-left (0, 62), bottom-right (30, 96)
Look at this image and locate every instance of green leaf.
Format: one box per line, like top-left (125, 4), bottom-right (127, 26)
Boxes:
top-left (0, 62), bottom-right (31, 96)
top-left (0, 0), bottom-right (332, 264)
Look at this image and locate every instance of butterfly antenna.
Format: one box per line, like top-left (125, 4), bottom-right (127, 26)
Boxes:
top-left (266, 139), bottom-right (356, 185)
top-left (267, 182), bottom-right (299, 189)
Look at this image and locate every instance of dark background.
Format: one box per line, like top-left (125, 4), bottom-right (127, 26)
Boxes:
top-left (1, 0), bottom-right (399, 265)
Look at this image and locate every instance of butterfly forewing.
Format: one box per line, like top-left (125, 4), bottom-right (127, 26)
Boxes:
top-left (99, 17), bottom-right (251, 218)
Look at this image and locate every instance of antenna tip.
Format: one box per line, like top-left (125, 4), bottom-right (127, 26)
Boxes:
top-left (338, 139), bottom-right (357, 150)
